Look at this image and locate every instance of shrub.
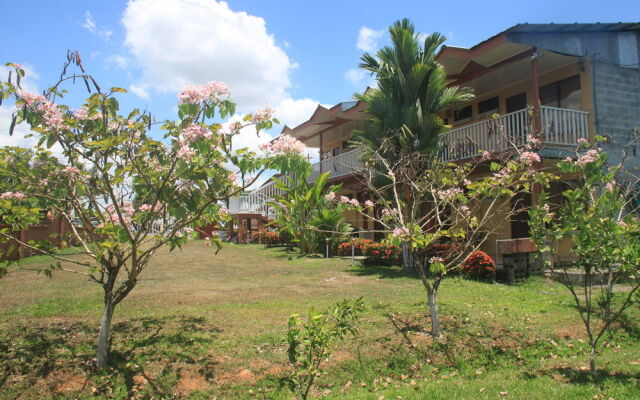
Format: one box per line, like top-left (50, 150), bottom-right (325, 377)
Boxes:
top-left (460, 251), bottom-right (495, 281)
top-left (336, 238), bottom-right (373, 256)
top-left (364, 242), bottom-right (401, 266)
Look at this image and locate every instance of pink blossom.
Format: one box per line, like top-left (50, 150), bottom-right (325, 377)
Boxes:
top-left (106, 202), bottom-right (135, 226)
top-left (19, 91), bottom-right (46, 106)
top-left (436, 187), bottom-right (463, 200)
top-left (576, 149), bottom-right (599, 165)
top-left (177, 81), bottom-right (229, 104)
top-left (527, 134), bottom-right (542, 148)
top-left (520, 151), bottom-right (541, 166)
top-left (463, 179), bottom-right (472, 186)
top-left (381, 208), bottom-right (398, 218)
top-left (429, 256), bottom-right (444, 264)
top-left (349, 198), bottom-right (360, 207)
top-left (227, 172), bottom-right (238, 183)
top-left (252, 105), bottom-right (275, 123)
top-left (180, 123), bottom-right (212, 143)
top-left (460, 205), bottom-right (470, 215)
top-left (219, 207), bottom-right (229, 216)
top-left (61, 166), bottom-right (80, 176)
top-left (0, 191), bottom-right (26, 200)
top-left (261, 134), bottom-right (306, 155)
top-left (177, 145), bottom-right (197, 161)
top-left (325, 192), bottom-right (336, 201)
top-left (138, 204), bottom-right (153, 212)
top-left (364, 200), bottom-right (375, 208)
top-left (339, 196), bottom-right (350, 203)
top-left (74, 106), bottom-right (102, 121)
top-left (577, 137), bottom-right (589, 146)
top-left (617, 220), bottom-right (628, 228)
top-left (392, 227), bottom-right (410, 237)
top-left (605, 182), bottom-right (615, 192)
top-left (482, 151), bottom-right (491, 160)
top-left (184, 227), bottom-right (194, 234)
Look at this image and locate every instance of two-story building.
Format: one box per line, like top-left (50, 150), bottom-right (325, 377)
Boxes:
top-left (230, 22), bottom-right (640, 265)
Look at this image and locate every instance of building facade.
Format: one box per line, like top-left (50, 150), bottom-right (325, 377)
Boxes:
top-left (230, 23), bottom-right (640, 264)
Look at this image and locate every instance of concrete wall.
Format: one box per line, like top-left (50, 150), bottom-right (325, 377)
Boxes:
top-left (592, 60), bottom-right (640, 167)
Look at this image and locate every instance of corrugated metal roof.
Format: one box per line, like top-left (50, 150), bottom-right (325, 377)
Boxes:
top-left (464, 22), bottom-right (640, 51)
top-left (506, 22), bottom-right (640, 34)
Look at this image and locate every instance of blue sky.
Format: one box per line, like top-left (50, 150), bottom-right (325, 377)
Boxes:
top-left (2, 0), bottom-right (639, 154)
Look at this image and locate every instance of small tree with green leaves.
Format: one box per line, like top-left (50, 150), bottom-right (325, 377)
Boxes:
top-left (270, 170), bottom-right (351, 254)
top-left (530, 137), bottom-right (640, 375)
top-left (286, 297), bottom-right (365, 400)
top-left (0, 56), bottom-right (304, 367)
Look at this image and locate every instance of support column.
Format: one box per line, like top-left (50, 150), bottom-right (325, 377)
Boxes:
top-left (319, 132), bottom-right (324, 173)
top-left (530, 48), bottom-right (542, 134)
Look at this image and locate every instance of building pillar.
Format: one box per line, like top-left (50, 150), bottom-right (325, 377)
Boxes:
top-left (530, 48), bottom-right (542, 135)
top-left (319, 132), bottom-right (324, 173)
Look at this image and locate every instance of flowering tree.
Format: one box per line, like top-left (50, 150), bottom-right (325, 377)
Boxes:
top-left (530, 137), bottom-right (640, 375)
top-left (0, 56), bottom-right (303, 367)
top-left (330, 133), bottom-right (549, 337)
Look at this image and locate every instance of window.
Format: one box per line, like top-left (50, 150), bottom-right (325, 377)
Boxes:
top-left (478, 96), bottom-right (499, 116)
top-left (539, 75), bottom-right (581, 110)
top-left (453, 105), bottom-right (472, 123)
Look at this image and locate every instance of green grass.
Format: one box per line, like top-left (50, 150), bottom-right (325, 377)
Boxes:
top-left (0, 242), bottom-right (639, 399)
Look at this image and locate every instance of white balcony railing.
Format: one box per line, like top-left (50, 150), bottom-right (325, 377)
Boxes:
top-left (441, 106), bottom-right (589, 161)
top-left (231, 106), bottom-right (589, 218)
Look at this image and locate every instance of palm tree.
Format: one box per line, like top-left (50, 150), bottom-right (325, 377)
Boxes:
top-left (352, 19), bottom-right (474, 157)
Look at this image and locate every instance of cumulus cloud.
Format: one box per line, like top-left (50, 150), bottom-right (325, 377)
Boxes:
top-left (81, 11), bottom-right (113, 40)
top-left (356, 27), bottom-right (384, 52)
top-left (121, 0), bottom-right (320, 137)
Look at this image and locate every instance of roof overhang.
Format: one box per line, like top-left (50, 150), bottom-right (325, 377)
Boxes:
top-left (281, 100), bottom-right (367, 147)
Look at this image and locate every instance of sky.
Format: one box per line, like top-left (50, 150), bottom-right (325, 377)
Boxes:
top-left (1, 0), bottom-right (639, 172)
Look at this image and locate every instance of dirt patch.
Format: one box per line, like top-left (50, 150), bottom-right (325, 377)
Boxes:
top-left (53, 372), bottom-right (86, 393)
top-left (217, 368), bottom-right (257, 385)
top-left (555, 323), bottom-right (585, 339)
top-left (176, 370), bottom-right (210, 396)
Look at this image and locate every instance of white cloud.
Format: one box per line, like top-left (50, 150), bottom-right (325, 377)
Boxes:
top-left (122, 0), bottom-right (297, 112)
top-left (274, 97), bottom-right (319, 128)
top-left (345, 68), bottom-right (365, 85)
top-left (356, 27), bottom-right (384, 52)
top-left (128, 84), bottom-right (149, 100)
top-left (106, 54), bottom-right (129, 70)
top-left (0, 107), bottom-right (38, 148)
top-left (81, 11), bottom-right (113, 41)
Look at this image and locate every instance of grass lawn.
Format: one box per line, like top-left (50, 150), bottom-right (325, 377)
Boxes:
top-left (1, 242), bottom-right (639, 399)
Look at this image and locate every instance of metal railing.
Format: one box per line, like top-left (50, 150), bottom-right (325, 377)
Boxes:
top-left (231, 106), bottom-right (589, 217)
top-left (441, 106), bottom-right (589, 161)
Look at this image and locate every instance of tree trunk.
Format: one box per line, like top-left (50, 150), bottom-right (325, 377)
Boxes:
top-left (589, 342), bottom-right (597, 376)
top-left (96, 297), bottom-right (115, 368)
top-left (428, 288), bottom-right (441, 338)
top-left (401, 242), bottom-right (414, 272)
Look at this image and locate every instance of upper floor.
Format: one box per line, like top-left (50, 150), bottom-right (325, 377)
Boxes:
top-left (280, 22), bottom-right (639, 180)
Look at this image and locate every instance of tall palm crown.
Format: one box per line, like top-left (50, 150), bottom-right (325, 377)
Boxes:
top-left (352, 19), bottom-right (474, 157)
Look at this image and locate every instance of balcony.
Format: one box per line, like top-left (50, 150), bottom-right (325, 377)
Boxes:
top-left (229, 106), bottom-right (589, 218)
top-left (441, 106), bottom-right (589, 161)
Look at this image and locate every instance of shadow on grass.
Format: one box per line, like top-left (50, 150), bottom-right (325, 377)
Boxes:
top-left (346, 264), bottom-right (418, 279)
top-left (0, 315), bottom-right (222, 397)
top-left (523, 366), bottom-right (640, 385)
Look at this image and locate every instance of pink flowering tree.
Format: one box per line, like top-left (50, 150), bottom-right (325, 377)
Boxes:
top-left (0, 57), bottom-right (297, 368)
top-left (529, 136), bottom-right (640, 375)
top-left (330, 140), bottom-right (549, 337)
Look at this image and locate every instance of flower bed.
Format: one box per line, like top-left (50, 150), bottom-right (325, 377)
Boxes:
top-left (336, 238), bottom-right (373, 256)
top-left (364, 242), bottom-right (401, 266)
top-left (460, 251), bottom-right (496, 282)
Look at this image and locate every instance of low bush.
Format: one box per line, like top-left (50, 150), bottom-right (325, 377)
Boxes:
top-left (336, 238), bottom-right (373, 256)
top-left (252, 230), bottom-right (287, 246)
top-left (364, 242), bottom-right (401, 266)
top-left (460, 250), bottom-right (495, 282)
